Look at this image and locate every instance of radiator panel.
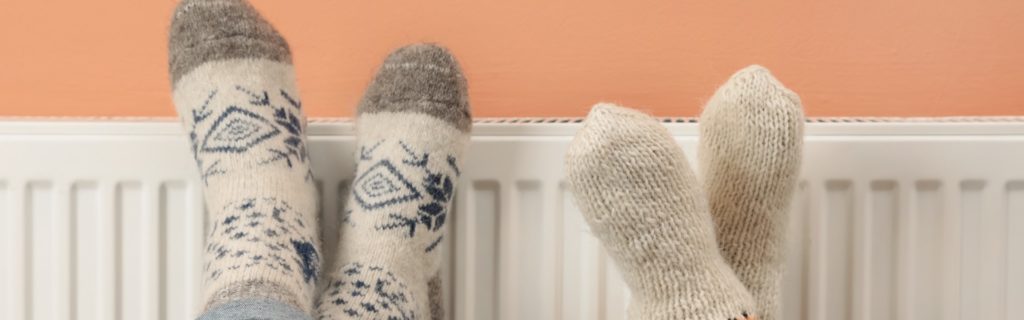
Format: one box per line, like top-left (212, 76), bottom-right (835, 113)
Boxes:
top-left (1, 121), bottom-right (1023, 320)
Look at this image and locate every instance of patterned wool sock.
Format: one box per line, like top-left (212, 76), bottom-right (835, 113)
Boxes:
top-left (698, 66), bottom-right (804, 320)
top-left (566, 104), bottom-right (758, 320)
top-left (315, 44), bottom-right (470, 320)
top-left (169, 0), bottom-right (320, 316)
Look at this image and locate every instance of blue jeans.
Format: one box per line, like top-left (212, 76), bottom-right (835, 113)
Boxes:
top-left (198, 298), bottom-right (312, 320)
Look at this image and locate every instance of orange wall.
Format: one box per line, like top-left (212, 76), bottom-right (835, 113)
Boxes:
top-left (1, 0), bottom-right (1022, 118)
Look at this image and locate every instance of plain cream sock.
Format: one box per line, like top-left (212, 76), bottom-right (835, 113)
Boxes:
top-left (699, 65), bottom-right (805, 320)
top-left (567, 104), bottom-right (758, 320)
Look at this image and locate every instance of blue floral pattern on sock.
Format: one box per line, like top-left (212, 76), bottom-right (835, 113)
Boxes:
top-left (205, 197), bottom-right (319, 286)
top-left (315, 263), bottom-right (415, 320)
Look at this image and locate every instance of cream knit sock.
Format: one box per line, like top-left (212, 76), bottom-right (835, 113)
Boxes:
top-left (699, 65), bottom-right (804, 320)
top-left (315, 44), bottom-right (470, 320)
top-left (169, 0), bottom-right (319, 314)
top-left (567, 104), bottom-right (757, 320)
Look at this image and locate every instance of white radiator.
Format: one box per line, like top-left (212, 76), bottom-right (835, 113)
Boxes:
top-left (1, 119), bottom-right (1023, 320)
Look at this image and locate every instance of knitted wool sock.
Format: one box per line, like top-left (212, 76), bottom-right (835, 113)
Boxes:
top-left (315, 44), bottom-right (470, 320)
top-left (698, 66), bottom-right (804, 320)
top-left (169, 0), bottom-right (320, 315)
top-left (566, 104), bottom-right (757, 320)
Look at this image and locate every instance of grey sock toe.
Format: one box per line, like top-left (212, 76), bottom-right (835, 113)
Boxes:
top-left (356, 43), bottom-right (471, 132)
top-left (168, 0), bottom-right (291, 86)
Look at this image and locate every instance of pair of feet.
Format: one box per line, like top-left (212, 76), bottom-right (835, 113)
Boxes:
top-left (170, 0), bottom-right (804, 319)
top-left (170, 0), bottom-right (465, 319)
top-left (566, 67), bottom-right (804, 320)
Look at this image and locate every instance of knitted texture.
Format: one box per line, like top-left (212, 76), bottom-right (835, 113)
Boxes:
top-left (169, 0), bottom-right (319, 315)
top-left (566, 104), bottom-right (757, 320)
top-left (699, 65), bottom-right (804, 320)
top-left (315, 44), bottom-right (470, 320)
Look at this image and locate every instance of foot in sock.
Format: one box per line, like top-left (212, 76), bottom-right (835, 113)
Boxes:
top-left (566, 104), bottom-right (757, 320)
top-left (315, 44), bottom-right (470, 320)
top-left (169, 0), bottom-right (319, 316)
top-left (699, 66), bottom-right (804, 320)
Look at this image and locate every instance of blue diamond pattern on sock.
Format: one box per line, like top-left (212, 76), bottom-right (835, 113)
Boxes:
top-left (353, 159), bottom-right (421, 210)
top-left (361, 172), bottom-right (401, 197)
top-left (201, 106), bottom-right (281, 154)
